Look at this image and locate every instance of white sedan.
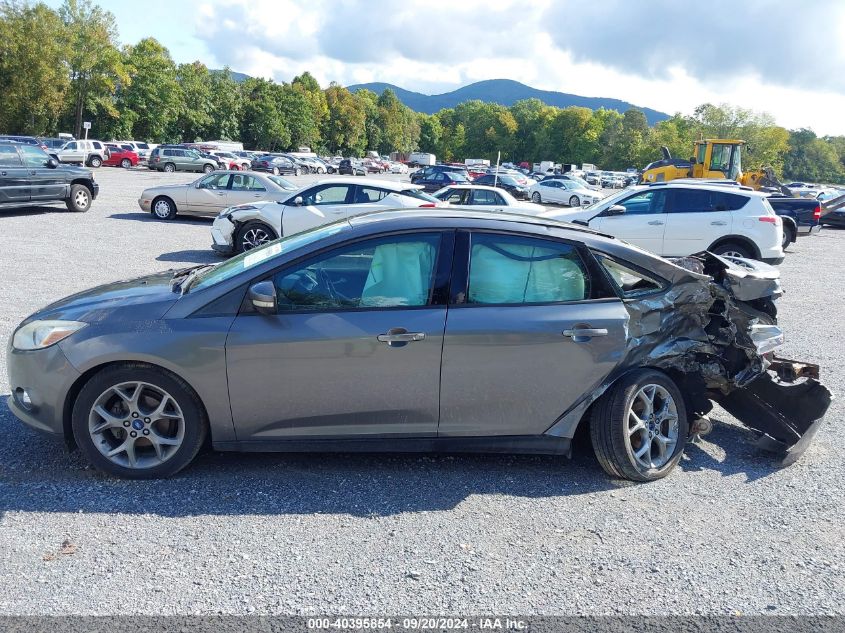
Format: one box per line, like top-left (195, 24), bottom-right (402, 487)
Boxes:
top-left (530, 179), bottom-right (603, 207)
top-left (138, 171), bottom-right (297, 220)
top-left (389, 162), bottom-right (409, 174)
top-left (431, 184), bottom-right (544, 215)
top-left (211, 178), bottom-right (442, 255)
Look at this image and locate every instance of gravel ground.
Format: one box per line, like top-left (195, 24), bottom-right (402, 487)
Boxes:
top-left (0, 168), bottom-right (842, 616)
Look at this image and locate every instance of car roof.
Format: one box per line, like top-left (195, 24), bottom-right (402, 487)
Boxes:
top-left (312, 177), bottom-right (422, 191)
top-left (633, 181), bottom-right (766, 197)
top-left (439, 184), bottom-right (508, 192)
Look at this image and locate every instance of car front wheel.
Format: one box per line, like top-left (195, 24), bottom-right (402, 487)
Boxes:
top-left (203, 164), bottom-right (214, 174)
top-left (531, 192), bottom-right (542, 203)
top-left (152, 196), bottom-right (177, 220)
top-left (711, 241), bottom-right (754, 259)
top-left (120, 158), bottom-right (131, 169)
top-left (71, 364), bottom-right (208, 479)
top-left (237, 221), bottom-right (277, 253)
top-left (66, 184), bottom-right (92, 212)
top-left (163, 163), bottom-right (176, 173)
top-left (590, 369), bottom-right (688, 482)
top-left (294, 168), bottom-right (301, 176)
top-left (88, 156), bottom-right (102, 168)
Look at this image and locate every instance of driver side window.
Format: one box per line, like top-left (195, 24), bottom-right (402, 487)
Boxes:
top-left (614, 190), bottom-right (667, 215)
top-left (272, 233), bottom-right (441, 311)
top-left (301, 184), bottom-right (352, 206)
top-left (198, 173), bottom-right (231, 189)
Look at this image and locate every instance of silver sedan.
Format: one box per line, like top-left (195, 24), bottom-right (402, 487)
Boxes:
top-left (138, 170), bottom-right (297, 220)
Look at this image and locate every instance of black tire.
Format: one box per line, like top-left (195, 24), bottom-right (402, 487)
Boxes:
top-left (151, 196), bottom-right (177, 220)
top-left (710, 241), bottom-right (754, 259)
top-left (590, 368), bottom-right (688, 482)
top-left (71, 363), bottom-right (208, 479)
top-left (120, 158), bottom-right (131, 169)
top-left (294, 167), bottom-right (301, 176)
top-left (782, 225), bottom-right (796, 250)
top-left (532, 191), bottom-right (542, 203)
top-left (88, 156), bottom-right (102, 168)
top-left (569, 195), bottom-right (580, 207)
top-left (236, 220), bottom-right (278, 253)
top-left (163, 162), bottom-right (176, 173)
top-left (66, 184), bottom-right (92, 212)
top-left (203, 163), bottom-right (214, 174)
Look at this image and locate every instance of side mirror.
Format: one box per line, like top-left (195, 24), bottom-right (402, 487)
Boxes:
top-left (604, 204), bottom-right (626, 216)
top-left (248, 281), bottom-right (277, 315)
top-left (293, 196), bottom-right (303, 206)
top-left (47, 158), bottom-right (59, 168)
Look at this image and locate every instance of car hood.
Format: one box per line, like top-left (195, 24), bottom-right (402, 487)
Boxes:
top-left (142, 183), bottom-right (191, 196)
top-left (23, 270), bottom-right (183, 325)
top-left (54, 164), bottom-right (94, 179)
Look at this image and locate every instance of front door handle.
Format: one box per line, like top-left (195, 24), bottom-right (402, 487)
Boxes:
top-left (378, 328), bottom-right (425, 347)
top-left (647, 220), bottom-right (664, 226)
top-left (563, 325), bottom-right (608, 341)
top-left (710, 220), bottom-right (727, 226)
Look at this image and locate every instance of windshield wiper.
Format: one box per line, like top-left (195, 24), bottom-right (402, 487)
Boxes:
top-left (170, 264), bottom-right (214, 293)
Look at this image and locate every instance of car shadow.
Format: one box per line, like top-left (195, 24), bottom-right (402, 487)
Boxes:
top-left (0, 406), bottom-right (784, 519)
top-left (0, 205), bottom-right (70, 217)
top-left (108, 212), bottom-right (212, 225)
top-left (156, 250), bottom-right (223, 264)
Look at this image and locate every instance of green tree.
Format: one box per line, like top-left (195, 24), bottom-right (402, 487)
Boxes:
top-left (0, 1), bottom-right (69, 134)
top-left (118, 38), bottom-right (181, 141)
top-left (354, 89), bottom-right (381, 155)
top-left (207, 69), bottom-right (243, 141)
top-left (59, 0), bottom-right (126, 138)
top-left (417, 113), bottom-right (442, 154)
top-left (783, 129), bottom-right (845, 183)
top-left (323, 83), bottom-right (366, 155)
top-left (279, 83), bottom-right (320, 149)
top-left (240, 78), bottom-right (289, 151)
top-left (176, 61), bottom-right (213, 141)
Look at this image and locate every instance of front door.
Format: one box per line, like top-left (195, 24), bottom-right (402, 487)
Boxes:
top-left (227, 174), bottom-right (268, 206)
top-left (590, 189), bottom-right (668, 255)
top-left (467, 188), bottom-right (506, 213)
top-left (439, 231), bottom-right (628, 437)
top-left (281, 183), bottom-right (354, 235)
top-left (185, 172), bottom-right (231, 215)
top-left (0, 145), bottom-right (29, 203)
top-left (19, 145), bottom-right (66, 201)
top-left (662, 188), bottom-right (735, 256)
top-left (226, 231), bottom-right (451, 441)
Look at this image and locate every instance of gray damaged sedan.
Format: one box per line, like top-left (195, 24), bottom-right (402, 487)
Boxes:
top-left (7, 211), bottom-right (832, 480)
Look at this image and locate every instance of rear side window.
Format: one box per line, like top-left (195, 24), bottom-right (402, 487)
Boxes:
top-left (0, 145), bottom-right (22, 166)
top-left (467, 234), bottom-right (590, 305)
top-left (399, 188), bottom-right (439, 204)
top-left (356, 186), bottom-right (390, 202)
top-left (670, 189), bottom-right (748, 212)
top-left (595, 255), bottom-right (665, 297)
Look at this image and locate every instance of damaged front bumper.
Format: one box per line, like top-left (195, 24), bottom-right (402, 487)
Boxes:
top-left (717, 358), bottom-right (832, 465)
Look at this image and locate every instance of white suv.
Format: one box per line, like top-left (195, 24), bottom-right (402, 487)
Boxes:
top-left (55, 139), bottom-right (110, 168)
top-left (542, 182), bottom-right (784, 264)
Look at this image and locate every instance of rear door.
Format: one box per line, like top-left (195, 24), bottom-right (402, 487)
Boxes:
top-left (662, 188), bottom-right (735, 256)
top-left (20, 145), bottom-right (66, 201)
top-left (590, 188), bottom-right (668, 254)
top-left (439, 231), bottom-right (628, 437)
top-left (185, 172), bottom-right (231, 215)
top-left (0, 144), bottom-right (29, 203)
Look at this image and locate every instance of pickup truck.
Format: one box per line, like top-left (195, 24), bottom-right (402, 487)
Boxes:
top-left (766, 196), bottom-right (822, 249)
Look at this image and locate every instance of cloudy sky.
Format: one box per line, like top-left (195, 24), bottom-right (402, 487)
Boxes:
top-left (60, 0), bottom-right (845, 134)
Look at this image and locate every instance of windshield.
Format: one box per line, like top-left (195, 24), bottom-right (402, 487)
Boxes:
top-left (568, 176), bottom-right (591, 189)
top-left (268, 175), bottom-right (297, 190)
top-left (584, 188), bottom-right (632, 211)
top-left (190, 222), bottom-right (347, 292)
top-left (399, 188), bottom-right (440, 203)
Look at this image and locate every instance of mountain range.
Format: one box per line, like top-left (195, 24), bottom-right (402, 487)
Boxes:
top-left (347, 79), bottom-right (669, 125)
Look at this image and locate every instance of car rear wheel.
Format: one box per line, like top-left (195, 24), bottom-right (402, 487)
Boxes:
top-left (294, 168), bottom-right (301, 176)
top-left (711, 241), bottom-right (754, 259)
top-left (152, 196), bottom-right (177, 220)
top-left (569, 195), bottom-right (580, 207)
top-left (120, 158), bottom-right (131, 169)
top-left (531, 192), bottom-right (542, 203)
top-left (237, 221), bottom-right (277, 253)
top-left (66, 184), bottom-right (92, 212)
top-left (163, 163), bottom-right (176, 173)
top-left (590, 369), bottom-right (688, 482)
top-left (71, 364), bottom-right (207, 479)
top-left (782, 225), bottom-right (795, 250)
top-left (88, 156), bottom-right (102, 168)
top-left (203, 164), bottom-right (214, 174)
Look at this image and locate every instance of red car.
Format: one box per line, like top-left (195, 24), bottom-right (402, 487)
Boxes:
top-left (104, 145), bottom-right (139, 168)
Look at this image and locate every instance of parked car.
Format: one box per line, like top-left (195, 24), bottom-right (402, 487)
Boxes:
top-left (211, 178), bottom-right (440, 254)
top-left (389, 161), bottom-right (409, 174)
top-left (410, 165), bottom-right (471, 184)
top-left (414, 170), bottom-right (471, 192)
top-left (103, 144), bottom-right (139, 169)
top-left (0, 135), bottom-right (48, 151)
top-left (541, 182), bottom-right (784, 263)
top-left (138, 171), bottom-right (297, 220)
top-left (251, 154), bottom-right (302, 176)
top-left (148, 147), bottom-right (218, 173)
top-left (55, 139), bottom-right (110, 168)
top-left (432, 184), bottom-right (544, 215)
top-left (529, 179), bottom-right (603, 207)
top-left (472, 174), bottom-right (530, 199)
top-left (210, 151), bottom-right (250, 171)
top-left (38, 137), bottom-right (73, 151)
top-left (338, 159), bottom-right (366, 176)
top-left (0, 141), bottom-right (98, 212)
top-left (8, 210), bottom-right (829, 480)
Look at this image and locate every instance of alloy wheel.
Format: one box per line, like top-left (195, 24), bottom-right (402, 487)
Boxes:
top-left (242, 227), bottom-right (272, 250)
top-left (74, 189), bottom-right (89, 209)
top-left (624, 384), bottom-right (679, 470)
top-left (532, 192), bottom-right (541, 203)
top-left (88, 381), bottom-right (185, 470)
top-left (153, 199), bottom-right (172, 218)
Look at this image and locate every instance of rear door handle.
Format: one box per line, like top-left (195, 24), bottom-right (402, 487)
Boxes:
top-left (563, 325), bottom-right (608, 341)
top-left (647, 220), bottom-right (664, 226)
top-left (710, 220), bottom-right (727, 226)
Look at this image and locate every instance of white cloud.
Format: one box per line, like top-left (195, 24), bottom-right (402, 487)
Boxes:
top-left (193, 0), bottom-right (845, 135)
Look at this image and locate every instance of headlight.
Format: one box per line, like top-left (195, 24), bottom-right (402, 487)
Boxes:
top-left (13, 320), bottom-right (87, 351)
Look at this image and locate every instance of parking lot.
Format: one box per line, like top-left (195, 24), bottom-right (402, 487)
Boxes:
top-left (0, 167), bottom-right (843, 615)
